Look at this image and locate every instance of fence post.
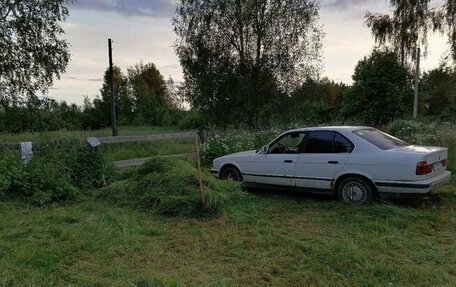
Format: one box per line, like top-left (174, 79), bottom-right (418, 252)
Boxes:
top-left (198, 128), bottom-right (208, 144)
top-left (19, 141), bottom-right (33, 165)
top-left (195, 134), bottom-right (206, 210)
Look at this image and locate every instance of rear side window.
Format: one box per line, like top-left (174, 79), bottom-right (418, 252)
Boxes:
top-left (334, 133), bottom-right (354, 153)
top-left (302, 131), bottom-right (353, 153)
top-left (352, 128), bottom-right (408, 150)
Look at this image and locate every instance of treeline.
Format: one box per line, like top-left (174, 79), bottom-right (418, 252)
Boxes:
top-left (192, 50), bottom-right (456, 128)
top-left (0, 62), bottom-right (203, 133)
top-left (1, 51), bottom-right (455, 133)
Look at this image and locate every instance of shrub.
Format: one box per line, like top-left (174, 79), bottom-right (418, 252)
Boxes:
top-left (0, 141), bottom-right (116, 206)
top-left (0, 150), bottom-right (25, 197)
top-left (19, 158), bottom-right (78, 206)
top-left (63, 145), bottom-right (117, 188)
top-left (200, 129), bottom-right (280, 164)
top-left (386, 120), bottom-right (439, 145)
top-left (0, 150), bottom-right (77, 206)
top-left (96, 157), bottom-right (244, 217)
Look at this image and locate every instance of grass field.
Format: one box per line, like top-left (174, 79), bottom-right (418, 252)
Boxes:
top-left (1, 126), bottom-right (456, 286)
top-left (0, 126), bottom-right (187, 142)
top-left (0, 185), bottom-right (455, 286)
top-left (101, 138), bottom-right (195, 162)
top-left (0, 125), bottom-right (195, 163)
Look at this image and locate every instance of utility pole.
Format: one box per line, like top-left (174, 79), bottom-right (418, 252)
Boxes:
top-left (108, 38), bottom-right (118, 136)
top-left (413, 47), bottom-right (420, 119)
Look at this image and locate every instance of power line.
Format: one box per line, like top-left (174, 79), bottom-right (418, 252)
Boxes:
top-left (325, 34), bottom-right (373, 49)
top-left (323, 18), bottom-right (367, 33)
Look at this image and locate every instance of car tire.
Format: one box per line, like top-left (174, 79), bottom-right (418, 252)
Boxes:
top-left (220, 166), bottom-right (243, 182)
top-left (337, 176), bottom-right (374, 205)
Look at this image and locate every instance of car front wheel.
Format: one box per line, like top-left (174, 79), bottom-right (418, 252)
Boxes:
top-left (220, 166), bottom-right (243, 181)
top-left (337, 177), bottom-right (374, 205)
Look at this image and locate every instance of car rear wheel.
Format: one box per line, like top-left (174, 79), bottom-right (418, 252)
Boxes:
top-left (220, 166), bottom-right (243, 181)
top-left (337, 177), bottom-right (374, 205)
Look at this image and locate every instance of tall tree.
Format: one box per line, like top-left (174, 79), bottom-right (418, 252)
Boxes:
top-left (127, 62), bottom-right (171, 125)
top-left (173, 0), bottom-right (322, 128)
top-left (341, 50), bottom-right (412, 126)
top-left (366, 0), bottom-right (456, 65)
top-left (420, 64), bottom-right (456, 119)
top-left (0, 0), bottom-right (72, 102)
top-left (95, 66), bottom-right (132, 127)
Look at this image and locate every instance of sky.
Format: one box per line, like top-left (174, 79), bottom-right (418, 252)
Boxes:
top-left (48, 0), bottom-right (450, 105)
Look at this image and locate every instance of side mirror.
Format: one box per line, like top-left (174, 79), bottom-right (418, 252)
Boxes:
top-left (261, 145), bottom-right (269, 154)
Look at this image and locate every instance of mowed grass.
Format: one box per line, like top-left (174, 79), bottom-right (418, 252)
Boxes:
top-left (1, 126), bottom-right (456, 286)
top-left (0, 184), bottom-right (455, 286)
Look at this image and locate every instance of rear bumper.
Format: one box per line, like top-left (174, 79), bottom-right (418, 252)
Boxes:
top-left (375, 170), bottom-right (451, 196)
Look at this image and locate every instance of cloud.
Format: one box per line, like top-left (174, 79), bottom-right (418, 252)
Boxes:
top-left (71, 0), bottom-right (175, 17)
top-left (322, 0), bottom-right (379, 10)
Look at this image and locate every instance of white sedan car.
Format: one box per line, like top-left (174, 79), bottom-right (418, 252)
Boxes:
top-left (211, 126), bottom-right (451, 204)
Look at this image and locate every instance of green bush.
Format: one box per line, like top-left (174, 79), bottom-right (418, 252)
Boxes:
top-left (200, 129), bottom-right (280, 164)
top-left (386, 120), bottom-right (439, 145)
top-left (0, 141), bottom-right (116, 206)
top-left (97, 157), bottom-right (244, 217)
top-left (63, 145), bottom-right (117, 188)
top-left (177, 111), bottom-right (208, 130)
top-left (0, 150), bottom-right (25, 197)
top-left (19, 158), bottom-right (78, 206)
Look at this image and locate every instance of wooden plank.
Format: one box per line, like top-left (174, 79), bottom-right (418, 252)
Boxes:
top-left (87, 131), bottom-right (196, 144)
top-left (113, 153), bottom-right (196, 168)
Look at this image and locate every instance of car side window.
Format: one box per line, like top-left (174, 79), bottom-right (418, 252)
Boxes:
top-left (302, 131), bottom-right (334, 153)
top-left (269, 132), bottom-right (306, 154)
top-left (334, 133), bottom-right (354, 153)
top-left (301, 131), bottom-right (354, 153)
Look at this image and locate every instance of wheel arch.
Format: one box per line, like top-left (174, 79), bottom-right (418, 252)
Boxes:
top-left (333, 173), bottom-right (379, 197)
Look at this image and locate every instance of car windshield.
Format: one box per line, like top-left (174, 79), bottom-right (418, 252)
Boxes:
top-left (352, 128), bottom-right (408, 150)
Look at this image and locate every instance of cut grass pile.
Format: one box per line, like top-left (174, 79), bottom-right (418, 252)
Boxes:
top-left (96, 157), bottom-right (245, 217)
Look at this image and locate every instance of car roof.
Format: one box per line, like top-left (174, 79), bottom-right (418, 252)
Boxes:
top-left (286, 126), bottom-right (373, 133)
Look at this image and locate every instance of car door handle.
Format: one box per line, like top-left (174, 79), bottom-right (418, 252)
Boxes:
top-left (284, 160), bottom-right (293, 163)
top-left (328, 161), bottom-right (339, 164)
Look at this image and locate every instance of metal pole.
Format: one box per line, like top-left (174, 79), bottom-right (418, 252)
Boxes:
top-left (413, 47), bottom-right (420, 119)
top-left (108, 38), bottom-right (118, 136)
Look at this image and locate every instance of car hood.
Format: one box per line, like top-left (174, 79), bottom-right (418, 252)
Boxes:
top-left (227, 150), bottom-right (257, 157)
top-left (218, 150), bottom-right (257, 159)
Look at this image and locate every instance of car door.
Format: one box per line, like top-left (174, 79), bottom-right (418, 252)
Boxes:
top-left (295, 131), bottom-right (354, 190)
top-left (251, 132), bottom-right (305, 187)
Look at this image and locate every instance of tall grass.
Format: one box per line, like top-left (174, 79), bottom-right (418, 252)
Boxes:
top-left (0, 185), bottom-right (454, 286)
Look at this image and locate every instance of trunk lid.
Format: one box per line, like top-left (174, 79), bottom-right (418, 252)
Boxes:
top-left (390, 145), bottom-right (448, 177)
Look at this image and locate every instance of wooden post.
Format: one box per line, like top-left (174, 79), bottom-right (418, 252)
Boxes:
top-left (195, 134), bottom-right (206, 210)
top-left (198, 128), bottom-right (208, 144)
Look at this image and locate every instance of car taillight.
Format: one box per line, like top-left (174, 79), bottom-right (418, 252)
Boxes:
top-left (416, 161), bottom-right (433, 175)
top-left (442, 159), bottom-right (448, 167)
